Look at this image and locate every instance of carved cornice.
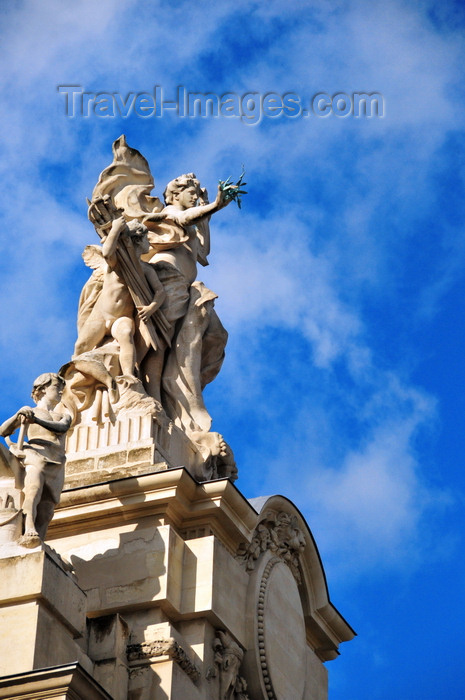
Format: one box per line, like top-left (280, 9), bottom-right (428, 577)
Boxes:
top-left (236, 510), bottom-right (306, 583)
top-left (127, 637), bottom-right (200, 682)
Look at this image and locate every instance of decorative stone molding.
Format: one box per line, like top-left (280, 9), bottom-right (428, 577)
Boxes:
top-left (246, 554), bottom-right (308, 700)
top-left (236, 510), bottom-right (306, 583)
top-left (208, 630), bottom-right (249, 700)
top-left (181, 524), bottom-right (214, 540)
top-left (127, 637), bottom-right (200, 682)
top-left (256, 557), bottom-right (280, 700)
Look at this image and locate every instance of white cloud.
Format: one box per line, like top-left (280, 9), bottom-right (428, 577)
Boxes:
top-left (254, 376), bottom-right (452, 579)
top-left (204, 215), bottom-right (363, 370)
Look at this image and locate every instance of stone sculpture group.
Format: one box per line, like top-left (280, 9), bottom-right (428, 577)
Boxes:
top-left (0, 135), bottom-right (243, 547)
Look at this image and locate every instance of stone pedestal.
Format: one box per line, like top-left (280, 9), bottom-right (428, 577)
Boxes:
top-left (0, 462), bottom-right (354, 699)
top-left (64, 411), bottom-right (205, 488)
top-left (0, 547), bottom-right (90, 677)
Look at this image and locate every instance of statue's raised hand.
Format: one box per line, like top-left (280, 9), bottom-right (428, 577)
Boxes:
top-left (215, 184), bottom-right (237, 209)
top-left (17, 407), bottom-right (34, 423)
top-left (217, 169), bottom-right (247, 209)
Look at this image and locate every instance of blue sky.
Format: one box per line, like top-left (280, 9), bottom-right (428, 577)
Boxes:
top-left (1, 1), bottom-right (464, 697)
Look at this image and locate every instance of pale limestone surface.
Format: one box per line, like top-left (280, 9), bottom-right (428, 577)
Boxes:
top-left (63, 403), bottom-right (233, 489)
top-left (0, 548), bottom-right (90, 677)
top-left (306, 647), bottom-right (330, 700)
top-left (0, 373), bottom-right (71, 548)
top-left (0, 663), bottom-right (112, 700)
top-left (24, 469), bottom-right (352, 699)
top-left (73, 217), bottom-right (165, 379)
top-left (262, 560), bottom-right (307, 698)
top-left (0, 466), bottom-right (354, 699)
top-left (63, 136), bottom-right (239, 479)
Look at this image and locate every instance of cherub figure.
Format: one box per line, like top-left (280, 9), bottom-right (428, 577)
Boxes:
top-left (0, 373), bottom-right (71, 547)
top-left (74, 216), bottom-right (165, 378)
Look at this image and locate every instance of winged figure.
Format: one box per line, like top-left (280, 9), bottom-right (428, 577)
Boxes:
top-left (68, 137), bottom-right (242, 478)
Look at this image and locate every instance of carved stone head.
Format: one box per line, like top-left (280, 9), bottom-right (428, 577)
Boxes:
top-left (126, 219), bottom-right (150, 255)
top-left (163, 173), bottom-right (201, 206)
top-left (31, 373), bottom-right (65, 406)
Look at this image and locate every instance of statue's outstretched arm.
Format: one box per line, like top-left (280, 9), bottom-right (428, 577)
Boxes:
top-left (141, 211), bottom-right (167, 224)
top-left (0, 410), bottom-right (26, 438)
top-left (180, 185), bottom-right (234, 225)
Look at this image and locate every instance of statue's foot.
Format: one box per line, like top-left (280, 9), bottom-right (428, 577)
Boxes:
top-left (218, 436), bottom-right (229, 458)
top-left (19, 530), bottom-right (41, 548)
top-left (116, 374), bottom-right (141, 387)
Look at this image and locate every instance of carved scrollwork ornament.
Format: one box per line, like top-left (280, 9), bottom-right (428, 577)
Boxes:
top-left (127, 637), bottom-right (200, 682)
top-left (236, 510), bottom-right (306, 583)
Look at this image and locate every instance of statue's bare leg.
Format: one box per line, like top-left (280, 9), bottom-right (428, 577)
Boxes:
top-left (140, 342), bottom-right (168, 403)
top-left (22, 465), bottom-right (44, 539)
top-left (111, 316), bottom-right (136, 376)
top-left (74, 313), bottom-right (107, 356)
top-left (35, 498), bottom-right (56, 541)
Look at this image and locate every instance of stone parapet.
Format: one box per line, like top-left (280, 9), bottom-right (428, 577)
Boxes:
top-left (0, 548), bottom-right (90, 678)
top-left (35, 468), bottom-right (355, 699)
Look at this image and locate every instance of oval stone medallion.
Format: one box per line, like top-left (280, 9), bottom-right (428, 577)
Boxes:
top-left (259, 558), bottom-right (306, 699)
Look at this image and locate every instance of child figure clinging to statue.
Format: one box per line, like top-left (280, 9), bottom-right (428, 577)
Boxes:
top-left (74, 215), bottom-right (166, 378)
top-left (0, 372), bottom-right (71, 547)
